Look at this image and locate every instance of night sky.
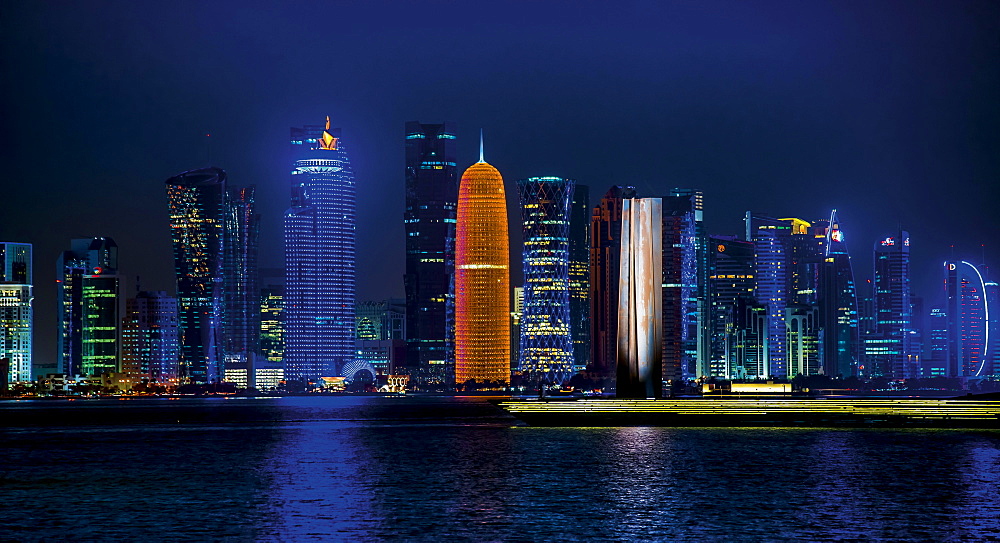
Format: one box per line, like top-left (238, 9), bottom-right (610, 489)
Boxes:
top-left (2, 1), bottom-right (998, 369)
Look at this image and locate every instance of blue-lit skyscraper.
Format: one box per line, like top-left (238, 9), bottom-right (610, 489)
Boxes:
top-left (819, 211), bottom-right (859, 377)
top-left (944, 261), bottom-right (989, 378)
top-left (285, 117), bottom-right (356, 383)
top-left (518, 176), bottom-right (575, 381)
top-left (869, 231), bottom-right (917, 379)
top-left (0, 242), bottom-right (32, 383)
top-left (403, 121), bottom-right (457, 383)
top-left (746, 213), bottom-right (792, 378)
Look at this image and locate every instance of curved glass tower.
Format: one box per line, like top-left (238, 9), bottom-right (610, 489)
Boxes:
top-left (820, 210), bottom-right (859, 377)
top-left (454, 148), bottom-right (510, 385)
top-left (517, 176), bottom-right (574, 382)
top-left (284, 117), bottom-right (356, 383)
top-left (166, 168), bottom-right (226, 383)
top-left (945, 260), bottom-right (989, 377)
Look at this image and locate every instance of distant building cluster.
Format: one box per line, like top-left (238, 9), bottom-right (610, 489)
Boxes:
top-left (2, 120), bottom-right (997, 393)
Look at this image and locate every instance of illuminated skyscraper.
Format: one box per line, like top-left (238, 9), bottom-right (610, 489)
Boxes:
top-left (57, 237), bottom-right (118, 376)
top-left (121, 291), bottom-right (180, 383)
top-left (224, 186), bottom-right (260, 361)
top-left (662, 192), bottom-right (703, 380)
top-left (259, 285), bottom-right (284, 363)
top-left (944, 261), bottom-right (989, 377)
top-left (746, 213), bottom-right (792, 377)
top-left (590, 186), bottom-right (636, 376)
top-left (403, 121), bottom-right (458, 381)
top-left (869, 231), bottom-right (917, 379)
top-left (285, 117), bottom-right (356, 383)
top-left (166, 167), bottom-right (226, 383)
top-left (568, 185), bottom-right (590, 372)
top-left (0, 242), bottom-right (32, 383)
top-left (706, 236), bottom-right (755, 377)
top-left (81, 262), bottom-right (120, 377)
top-left (986, 282), bottom-right (999, 378)
top-left (517, 176), bottom-right (574, 381)
top-left (617, 198), bottom-right (663, 399)
top-left (818, 211), bottom-right (859, 377)
top-left (454, 143), bottom-right (510, 385)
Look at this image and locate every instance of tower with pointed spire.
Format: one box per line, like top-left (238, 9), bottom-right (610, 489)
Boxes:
top-left (284, 117), bottom-right (357, 384)
top-left (454, 134), bottom-right (511, 386)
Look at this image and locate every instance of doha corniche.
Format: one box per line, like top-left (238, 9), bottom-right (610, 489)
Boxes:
top-left (1, 2), bottom-right (999, 541)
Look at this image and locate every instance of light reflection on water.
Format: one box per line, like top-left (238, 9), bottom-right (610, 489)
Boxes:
top-left (2, 396), bottom-right (1000, 542)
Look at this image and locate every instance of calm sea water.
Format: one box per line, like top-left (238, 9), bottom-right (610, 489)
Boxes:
top-left (2, 396), bottom-right (999, 542)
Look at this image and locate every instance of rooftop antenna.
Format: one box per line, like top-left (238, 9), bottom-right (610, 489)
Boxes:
top-left (205, 132), bottom-right (212, 166)
top-left (479, 129), bottom-right (484, 163)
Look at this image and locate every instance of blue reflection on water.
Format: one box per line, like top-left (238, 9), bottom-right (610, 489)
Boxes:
top-left (2, 396), bottom-right (1000, 541)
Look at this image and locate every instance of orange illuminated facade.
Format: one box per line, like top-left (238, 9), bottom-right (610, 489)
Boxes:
top-left (455, 157), bottom-right (510, 385)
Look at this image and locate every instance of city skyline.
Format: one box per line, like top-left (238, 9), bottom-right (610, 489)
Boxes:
top-left (2, 1), bottom-right (998, 371)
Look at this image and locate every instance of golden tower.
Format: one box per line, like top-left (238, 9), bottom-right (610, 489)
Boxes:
top-left (454, 139), bottom-right (510, 385)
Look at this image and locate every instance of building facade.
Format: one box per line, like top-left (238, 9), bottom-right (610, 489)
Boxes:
top-left (616, 198), bottom-right (663, 399)
top-left (517, 176), bottom-right (575, 382)
top-left (944, 261), bottom-right (989, 378)
top-left (454, 150), bottom-right (510, 385)
top-left (121, 291), bottom-right (180, 383)
top-left (166, 167), bottom-right (226, 383)
top-left (818, 211), bottom-right (859, 377)
top-left (590, 186), bottom-right (636, 376)
top-left (869, 231), bottom-right (917, 379)
top-left (57, 237), bottom-right (119, 376)
top-left (0, 242), bottom-right (32, 383)
top-left (706, 235), bottom-right (755, 378)
top-left (568, 184), bottom-right (590, 373)
top-left (403, 121), bottom-right (458, 383)
top-left (284, 117), bottom-right (357, 382)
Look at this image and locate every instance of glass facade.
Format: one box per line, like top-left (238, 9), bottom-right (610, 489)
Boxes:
top-left (224, 186), bottom-right (260, 361)
top-left (944, 261), bottom-right (989, 377)
top-left (819, 211), bottom-right (859, 377)
top-left (285, 117), bottom-right (357, 382)
top-left (57, 237), bottom-right (118, 376)
top-left (403, 122), bottom-right (457, 382)
top-left (121, 291), bottom-right (180, 383)
top-left (454, 158), bottom-right (510, 385)
top-left (166, 168), bottom-right (226, 383)
top-left (517, 176), bottom-right (574, 381)
top-left (260, 285), bottom-right (284, 363)
top-left (0, 242), bottom-right (32, 383)
top-left (590, 186), bottom-right (635, 377)
top-left (870, 231), bottom-right (917, 379)
top-left (746, 213), bottom-right (791, 378)
top-left (706, 236), bottom-right (755, 378)
top-left (568, 184), bottom-right (590, 373)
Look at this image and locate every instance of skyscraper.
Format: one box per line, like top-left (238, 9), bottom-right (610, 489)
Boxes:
top-left (869, 231), bottom-right (917, 379)
top-left (818, 211), bottom-right (859, 377)
top-left (121, 291), bottom-right (180, 383)
top-left (57, 237), bottom-right (118, 376)
top-left (403, 121), bottom-right (458, 382)
top-left (517, 176), bottom-right (575, 382)
top-left (454, 143), bottom-right (510, 385)
top-left (166, 167), bottom-right (226, 383)
top-left (746, 213), bottom-right (792, 378)
top-left (259, 285), bottom-right (284, 363)
top-left (285, 117), bottom-right (357, 383)
top-left (944, 261), bottom-right (989, 378)
top-left (81, 261), bottom-right (120, 377)
top-left (568, 184), bottom-right (590, 373)
top-left (669, 189), bottom-right (708, 379)
top-left (224, 186), bottom-right (260, 361)
top-left (662, 192), bottom-right (703, 380)
top-left (0, 242), bottom-right (32, 383)
top-left (590, 186), bottom-right (636, 376)
top-left (706, 235), bottom-right (755, 377)
top-left (617, 198), bottom-right (663, 399)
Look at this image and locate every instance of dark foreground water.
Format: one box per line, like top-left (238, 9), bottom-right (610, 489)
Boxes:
top-left (2, 396), bottom-right (1000, 542)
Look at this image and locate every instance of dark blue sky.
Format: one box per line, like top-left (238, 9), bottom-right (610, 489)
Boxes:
top-left (2, 1), bottom-right (998, 367)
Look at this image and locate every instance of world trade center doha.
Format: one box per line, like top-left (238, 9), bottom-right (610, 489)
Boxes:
top-left (284, 117), bottom-right (357, 382)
